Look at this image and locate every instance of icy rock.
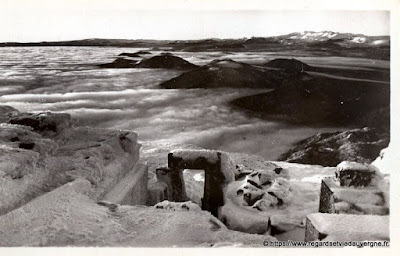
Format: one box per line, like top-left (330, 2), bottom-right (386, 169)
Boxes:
top-left (236, 172), bottom-right (292, 209)
top-left (154, 200), bottom-right (201, 211)
top-left (252, 194), bottom-right (279, 211)
top-left (267, 177), bottom-right (292, 204)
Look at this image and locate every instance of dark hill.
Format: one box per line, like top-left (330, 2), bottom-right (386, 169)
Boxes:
top-left (119, 51), bottom-right (151, 57)
top-left (98, 58), bottom-right (137, 68)
top-left (231, 73), bottom-right (390, 127)
top-left (264, 58), bottom-right (316, 73)
top-left (118, 53), bottom-right (140, 58)
top-left (135, 54), bottom-right (198, 70)
top-left (160, 59), bottom-right (282, 89)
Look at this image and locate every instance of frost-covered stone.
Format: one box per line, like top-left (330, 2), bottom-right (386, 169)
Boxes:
top-left (252, 195), bottom-right (279, 211)
top-left (236, 171), bottom-right (293, 209)
top-left (154, 200), bottom-right (201, 211)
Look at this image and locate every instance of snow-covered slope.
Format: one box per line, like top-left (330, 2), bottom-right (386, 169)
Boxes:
top-left (288, 31), bottom-right (340, 41)
top-left (280, 31), bottom-right (389, 46)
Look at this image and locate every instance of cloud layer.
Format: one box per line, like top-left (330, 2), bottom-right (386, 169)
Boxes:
top-left (1, 47), bottom-right (378, 159)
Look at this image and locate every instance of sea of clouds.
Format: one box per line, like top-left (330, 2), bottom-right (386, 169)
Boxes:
top-left (1, 46), bottom-right (373, 160)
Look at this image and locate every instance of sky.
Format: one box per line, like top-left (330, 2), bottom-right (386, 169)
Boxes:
top-left (0, 0), bottom-right (391, 42)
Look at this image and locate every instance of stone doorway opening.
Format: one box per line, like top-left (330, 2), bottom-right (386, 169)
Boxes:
top-left (156, 150), bottom-right (235, 218)
top-left (182, 169), bottom-right (205, 207)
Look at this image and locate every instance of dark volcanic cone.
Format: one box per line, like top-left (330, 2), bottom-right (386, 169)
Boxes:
top-left (119, 50), bottom-right (152, 57)
top-left (118, 53), bottom-right (141, 58)
top-left (160, 59), bottom-right (282, 89)
top-left (135, 54), bottom-right (198, 70)
top-left (98, 58), bottom-right (137, 68)
top-left (264, 58), bottom-right (317, 73)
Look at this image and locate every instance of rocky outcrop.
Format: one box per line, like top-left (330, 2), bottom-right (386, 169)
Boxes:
top-left (135, 54), bottom-right (198, 70)
top-left (160, 59), bottom-right (282, 89)
top-left (0, 106), bottom-right (141, 215)
top-left (98, 57), bottom-right (137, 68)
top-left (279, 127), bottom-right (389, 167)
top-left (0, 178), bottom-right (277, 247)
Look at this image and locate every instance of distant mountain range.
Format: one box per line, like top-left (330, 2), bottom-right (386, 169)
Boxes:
top-left (246, 31), bottom-right (390, 47)
top-left (0, 31), bottom-right (389, 47)
top-left (279, 31), bottom-right (389, 45)
top-left (0, 31), bottom-right (390, 60)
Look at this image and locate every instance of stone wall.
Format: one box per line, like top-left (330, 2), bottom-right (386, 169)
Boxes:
top-left (0, 108), bottom-right (141, 215)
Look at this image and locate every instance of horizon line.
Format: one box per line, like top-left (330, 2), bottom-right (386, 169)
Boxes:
top-left (0, 31), bottom-right (391, 44)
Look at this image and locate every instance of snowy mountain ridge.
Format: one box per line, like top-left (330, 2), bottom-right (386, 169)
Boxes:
top-left (279, 31), bottom-right (389, 46)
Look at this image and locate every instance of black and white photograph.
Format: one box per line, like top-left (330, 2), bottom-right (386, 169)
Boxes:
top-left (0, 0), bottom-right (398, 252)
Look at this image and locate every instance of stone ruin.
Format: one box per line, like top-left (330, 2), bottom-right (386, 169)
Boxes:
top-left (154, 150), bottom-right (235, 217)
top-left (305, 161), bottom-right (389, 242)
top-left (0, 107), bottom-right (390, 244)
top-left (318, 161), bottom-right (388, 215)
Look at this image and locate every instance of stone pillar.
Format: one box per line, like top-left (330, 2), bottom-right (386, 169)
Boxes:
top-left (201, 153), bottom-right (225, 217)
top-left (156, 165), bottom-right (187, 202)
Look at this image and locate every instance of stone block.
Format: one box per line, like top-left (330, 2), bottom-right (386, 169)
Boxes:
top-left (305, 213), bottom-right (389, 242)
top-left (336, 161), bottom-right (375, 187)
